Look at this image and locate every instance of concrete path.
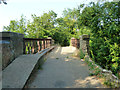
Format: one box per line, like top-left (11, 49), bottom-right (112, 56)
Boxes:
top-left (26, 46), bottom-right (104, 88)
top-left (2, 46), bottom-right (55, 88)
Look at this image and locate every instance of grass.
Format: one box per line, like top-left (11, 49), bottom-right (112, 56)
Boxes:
top-left (56, 58), bottom-right (59, 60)
top-left (66, 56), bottom-right (69, 58)
top-left (84, 55), bottom-right (120, 88)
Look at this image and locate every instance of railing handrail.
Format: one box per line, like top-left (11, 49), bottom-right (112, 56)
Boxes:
top-left (0, 37), bottom-right (10, 40)
top-left (23, 38), bottom-right (52, 41)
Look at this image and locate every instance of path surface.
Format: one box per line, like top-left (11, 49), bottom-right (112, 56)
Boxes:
top-left (26, 46), bottom-right (104, 88)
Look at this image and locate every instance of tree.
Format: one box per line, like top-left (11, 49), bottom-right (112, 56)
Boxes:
top-left (0, 0), bottom-right (7, 4)
top-left (77, 1), bottom-right (120, 76)
top-left (26, 10), bottom-right (57, 38)
top-left (3, 15), bottom-right (27, 35)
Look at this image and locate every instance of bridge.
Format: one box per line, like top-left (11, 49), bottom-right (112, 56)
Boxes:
top-left (0, 32), bottom-right (118, 89)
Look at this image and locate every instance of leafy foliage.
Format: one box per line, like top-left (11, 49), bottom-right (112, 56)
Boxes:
top-left (79, 48), bottom-right (85, 59)
top-left (3, 0), bottom-right (120, 77)
top-left (78, 1), bottom-right (120, 76)
top-left (4, 15), bottom-right (27, 34)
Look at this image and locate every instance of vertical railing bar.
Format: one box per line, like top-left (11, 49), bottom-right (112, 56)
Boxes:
top-left (30, 40), bottom-right (32, 53)
top-left (37, 40), bottom-right (40, 52)
top-left (32, 41), bottom-right (34, 54)
top-left (44, 39), bottom-right (45, 49)
top-left (23, 38), bottom-right (53, 54)
top-left (40, 40), bottom-right (42, 51)
top-left (28, 41), bottom-right (30, 54)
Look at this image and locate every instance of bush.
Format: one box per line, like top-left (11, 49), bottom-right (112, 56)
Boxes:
top-left (79, 48), bottom-right (85, 59)
top-left (88, 2), bottom-right (120, 76)
top-left (78, 1), bottom-right (120, 77)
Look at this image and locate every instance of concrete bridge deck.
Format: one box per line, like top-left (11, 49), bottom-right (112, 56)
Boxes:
top-left (2, 46), bottom-right (55, 89)
top-left (26, 46), bottom-right (104, 88)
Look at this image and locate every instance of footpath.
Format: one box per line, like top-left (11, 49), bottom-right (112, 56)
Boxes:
top-left (26, 46), bottom-right (105, 88)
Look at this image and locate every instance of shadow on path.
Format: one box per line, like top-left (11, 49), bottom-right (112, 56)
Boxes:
top-left (26, 46), bottom-right (105, 88)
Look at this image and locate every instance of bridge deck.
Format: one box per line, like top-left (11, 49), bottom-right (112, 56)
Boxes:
top-left (2, 46), bottom-right (55, 88)
top-left (26, 46), bottom-right (104, 88)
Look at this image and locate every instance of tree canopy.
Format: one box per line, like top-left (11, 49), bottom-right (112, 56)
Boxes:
top-left (3, 1), bottom-right (120, 77)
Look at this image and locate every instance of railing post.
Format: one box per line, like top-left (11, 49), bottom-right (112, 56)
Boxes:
top-left (50, 39), bottom-right (52, 47)
top-left (48, 39), bottom-right (50, 47)
top-left (32, 41), bottom-right (35, 54)
top-left (40, 40), bottom-right (42, 51)
top-left (70, 37), bottom-right (80, 48)
top-left (27, 41), bottom-right (30, 54)
top-left (45, 39), bottom-right (46, 48)
top-left (80, 35), bottom-right (90, 55)
top-left (43, 39), bottom-right (45, 49)
top-left (46, 40), bottom-right (48, 48)
top-left (37, 40), bottom-right (40, 52)
top-left (30, 41), bottom-right (32, 53)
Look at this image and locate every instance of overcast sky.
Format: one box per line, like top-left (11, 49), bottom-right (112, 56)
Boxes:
top-left (0, 0), bottom-right (113, 31)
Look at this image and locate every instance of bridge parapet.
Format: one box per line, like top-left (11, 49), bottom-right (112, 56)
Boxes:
top-left (0, 32), bottom-right (54, 70)
top-left (80, 35), bottom-right (90, 55)
top-left (0, 32), bottom-right (24, 69)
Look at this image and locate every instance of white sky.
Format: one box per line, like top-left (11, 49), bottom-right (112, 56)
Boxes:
top-left (0, 0), bottom-right (113, 31)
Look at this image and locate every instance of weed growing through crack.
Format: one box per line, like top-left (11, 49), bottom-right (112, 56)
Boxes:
top-left (56, 58), bottom-right (59, 60)
top-left (66, 56), bottom-right (69, 58)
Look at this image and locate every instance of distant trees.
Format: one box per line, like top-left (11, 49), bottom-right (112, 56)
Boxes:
top-left (26, 10), bottom-right (57, 38)
top-left (0, 0), bottom-right (7, 4)
top-left (3, 9), bottom-right (79, 46)
top-left (4, 11), bottom-right (57, 39)
top-left (4, 15), bottom-right (27, 34)
top-left (3, 1), bottom-right (120, 77)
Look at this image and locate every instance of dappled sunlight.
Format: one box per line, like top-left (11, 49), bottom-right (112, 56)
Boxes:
top-left (80, 63), bottom-right (87, 66)
top-left (44, 46), bottom-right (62, 59)
top-left (72, 76), bottom-right (102, 88)
top-left (55, 46), bottom-right (61, 53)
top-left (26, 46), bottom-right (105, 88)
top-left (65, 58), bottom-right (73, 62)
top-left (61, 46), bottom-right (77, 55)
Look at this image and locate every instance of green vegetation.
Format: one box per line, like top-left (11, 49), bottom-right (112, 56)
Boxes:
top-left (78, 1), bottom-right (120, 77)
top-left (3, 1), bottom-right (120, 78)
top-left (84, 56), bottom-right (120, 88)
top-left (56, 58), bottom-right (59, 60)
top-left (79, 48), bottom-right (85, 59)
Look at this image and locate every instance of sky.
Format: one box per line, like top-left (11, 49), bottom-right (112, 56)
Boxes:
top-left (0, 0), bottom-right (113, 31)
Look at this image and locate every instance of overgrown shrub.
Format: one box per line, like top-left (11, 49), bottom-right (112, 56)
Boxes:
top-left (79, 48), bottom-right (85, 59)
top-left (78, 1), bottom-right (120, 77)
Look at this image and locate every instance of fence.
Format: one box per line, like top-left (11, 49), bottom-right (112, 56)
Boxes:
top-left (23, 38), bottom-right (52, 54)
top-left (0, 32), bottom-right (54, 69)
